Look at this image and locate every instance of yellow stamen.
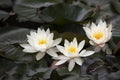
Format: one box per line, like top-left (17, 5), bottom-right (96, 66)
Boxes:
top-left (38, 39), bottom-right (47, 45)
top-left (67, 47), bottom-right (77, 54)
top-left (93, 32), bottom-right (103, 40)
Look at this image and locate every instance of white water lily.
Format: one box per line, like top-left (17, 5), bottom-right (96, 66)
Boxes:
top-left (54, 38), bottom-right (94, 71)
top-left (83, 20), bottom-right (112, 54)
top-left (83, 20), bottom-right (112, 47)
top-left (20, 28), bottom-right (62, 60)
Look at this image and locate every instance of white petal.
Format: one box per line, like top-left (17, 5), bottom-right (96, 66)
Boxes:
top-left (22, 49), bottom-right (37, 53)
top-left (79, 50), bottom-right (86, 56)
top-left (46, 28), bottom-right (50, 34)
top-left (37, 28), bottom-right (42, 33)
top-left (67, 52), bottom-right (76, 58)
top-left (98, 19), bottom-right (103, 25)
top-left (91, 22), bottom-right (97, 28)
top-left (50, 33), bottom-right (54, 39)
top-left (34, 45), bottom-right (47, 52)
top-left (74, 58), bottom-right (83, 66)
top-left (27, 39), bottom-right (34, 46)
top-left (30, 31), bottom-right (36, 37)
top-left (98, 19), bottom-right (107, 28)
top-left (89, 40), bottom-right (95, 46)
top-left (41, 29), bottom-right (46, 33)
top-left (36, 52), bottom-right (46, 60)
top-left (102, 29), bottom-right (109, 43)
top-left (91, 22), bottom-right (97, 31)
top-left (20, 44), bottom-right (37, 53)
top-left (79, 50), bottom-right (94, 57)
top-left (73, 38), bottom-right (77, 47)
top-left (107, 32), bottom-right (112, 42)
top-left (108, 23), bottom-right (112, 32)
top-left (78, 40), bottom-right (85, 52)
top-left (68, 59), bottom-right (75, 71)
top-left (51, 47), bottom-right (59, 52)
top-left (83, 27), bottom-right (92, 39)
top-left (86, 23), bottom-right (90, 27)
top-left (46, 48), bottom-right (58, 57)
top-left (56, 45), bottom-right (66, 56)
top-left (27, 35), bottom-right (31, 39)
top-left (93, 39), bottom-right (105, 46)
top-left (47, 33), bottom-right (54, 41)
top-left (64, 39), bottom-right (70, 47)
top-left (53, 55), bottom-right (69, 60)
top-left (55, 59), bottom-right (68, 65)
top-left (106, 23), bottom-right (112, 42)
top-left (51, 38), bottom-right (62, 47)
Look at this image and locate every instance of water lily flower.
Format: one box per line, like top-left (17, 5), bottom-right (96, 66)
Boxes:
top-left (83, 20), bottom-right (112, 54)
top-left (54, 38), bottom-right (94, 71)
top-left (20, 28), bottom-right (62, 60)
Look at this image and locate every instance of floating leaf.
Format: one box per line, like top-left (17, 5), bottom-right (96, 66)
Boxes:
top-left (112, 15), bottom-right (120, 37)
top-left (15, 0), bottom-right (63, 8)
top-left (14, 0), bottom-right (63, 22)
top-left (0, 27), bottom-right (30, 60)
top-left (111, 0), bottom-right (120, 14)
top-left (40, 3), bottom-right (93, 24)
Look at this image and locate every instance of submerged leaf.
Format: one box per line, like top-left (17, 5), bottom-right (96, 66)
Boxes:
top-left (56, 65), bottom-right (80, 77)
top-left (108, 70), bottom-right (120, 80)
top-left (0, 10), bottom-right (10, 21)
top-left (0, 0), bottom-right (12, 7)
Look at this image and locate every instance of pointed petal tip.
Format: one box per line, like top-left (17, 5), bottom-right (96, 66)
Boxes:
top-left (48, 52), bottom-right (58, 57)
top-left (89, 40), bottom-right (95, 46)
top-left (73, 37), bottom-right (77, 40)
top-left (83, 27), bottom-right (88, 30)
top-left (68, 68), bottom-right (72, 72)
top-left (36, 52), bottom-right (45, 61)
top-left (108, 23), bottom-right (112, 31)
top-left (79, 50), bottom-right (95, 57)
top-left (20, 44), bottom-right (24, 47)
top-left (78, 40), bottom-right (85, 52)
top-left (68, 60), bottom-right (75, 72)
top-left (20, 43), bottom-right (28, 47)
top-left (47, 28), bottom-right (50, 31)
top-left (99, 19), bottom-right (103, 22)
top-left (55, 59), bottom-right (67, 65)
top-left (79, 40), bottom-right (85, 46)
top-left (91, 22), bottom-right (96, 26)
top-left (57, 38), bottom-right (62, 43)
top-left (74, 58), bottom-right (83, 66)
top-left (82, 39), bottom-right (85, 43)
top-left (65, 39), bottom-right (69, 43)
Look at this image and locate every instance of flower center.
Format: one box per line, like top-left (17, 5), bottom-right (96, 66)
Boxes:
top-left (67, 46), bottom-right (77, 54)
top-left (38, 39), bottom-right (47, 45)
top-left (93, 32), bottom-right (103, 40)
